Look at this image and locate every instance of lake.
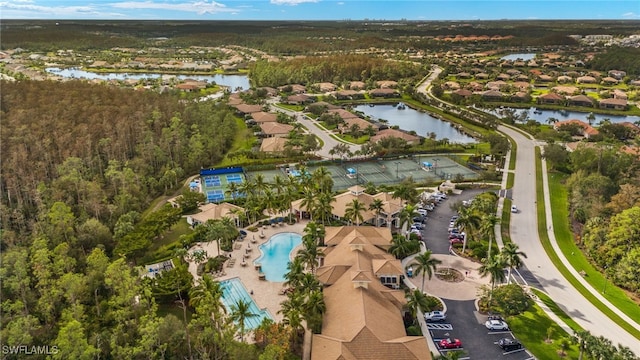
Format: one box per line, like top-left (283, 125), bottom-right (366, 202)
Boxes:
top-left (500, 53), bottom-right (536, 61)
top-left (495, 107), bottom-right (640, 125)
top-left (45, 67), bottom-right (250, 91)
top-left (353, 104), bottom-right (476, 144)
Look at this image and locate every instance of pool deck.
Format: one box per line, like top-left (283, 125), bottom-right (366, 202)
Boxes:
top-left (188, 220), bottom-right (307, 324)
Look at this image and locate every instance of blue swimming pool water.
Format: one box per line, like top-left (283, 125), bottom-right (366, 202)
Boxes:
top-left (219, 278), bottom-right (273, 330)
top-left (254, 232), bottom-right (302, 282)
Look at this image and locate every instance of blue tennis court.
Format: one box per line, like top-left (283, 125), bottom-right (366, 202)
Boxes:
top-left (204, 176), bottom-right (221, 187)
top-left (207, 190), bottom-right (225, 202)
top-left (226, 174), bottom-right (243, 184)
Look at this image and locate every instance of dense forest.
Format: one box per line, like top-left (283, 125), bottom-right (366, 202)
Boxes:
top-left (249, 54), bottom-right (423, 88)
top-left (1, 80), bottom-right (237, 239)
top-left (3, 20), bottom-right (639, 54)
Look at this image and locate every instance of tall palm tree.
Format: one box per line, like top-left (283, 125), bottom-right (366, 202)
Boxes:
top-left (389, 235), bottom-right (420, 259)
top-left (369, 198), bottom-right (385, 227)
top-left (297, 245), bottom-right (320, 274)
top-left (230, 299), bottom-right (258, 341)
top-left (572, 329), bottom-right (591, 360)
top-left (500, 242), bottom-right (527, 284)
top-left (312, 167), bottom-right (333, 194)
top-left (225, 181), bottom-right (241, 201)
top-left (478, 255), bottom-right (506, 308)
top-left (344, 198), bottom-right (366, 226)
top-left (479, 214), bottom-right (499, 259)
top-left (407, 250), bottom-right (442, 293)
top-left (283, 257), bottom-right (305, 289)
top-left (405, 288), bottom-right (431, 322)
top-left (454, 206), bottom-right (481, 253)
top-left (278, 293), bottom-right (305, 347)
top-left (252, 173), bottom-right (269, 196)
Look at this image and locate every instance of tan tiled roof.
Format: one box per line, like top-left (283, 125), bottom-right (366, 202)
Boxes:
top-left (311, 226), bottom-right (430, 360)
top-left (260, 137), bottom-right (289, 152)
top-left (234, 103), bottom-right (263, 114)
top-left (328, 108), bottom-right (360, 120)
top-left (251, 111), bottom-right (278, 123)
top-left (189, 202), bottom-right (244, 224)
top-left (370, 128), bottom-right (419, 143)
top-left (260, 122), bottom-right (294, 135)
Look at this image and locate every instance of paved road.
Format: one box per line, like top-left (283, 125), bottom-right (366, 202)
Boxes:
top-left (500, 125), bottom-right (639, 350)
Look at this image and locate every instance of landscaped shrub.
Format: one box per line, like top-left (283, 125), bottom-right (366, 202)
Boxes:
top-left (406, 325), bottom-right (422, 336)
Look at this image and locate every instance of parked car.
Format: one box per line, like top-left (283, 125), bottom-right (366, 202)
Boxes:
top-left (417, 209), bottom-right (428, 216)
top-left (485, 319), bottom-right (509, 331)
top-left (439, 338), bottom-right (462, 349)
top-left (413, 216), bottom-right (425, 224)
top-left (511, 205), bottom-right (518, 213)
top-left (450, 237), bottom-right (463, 245)
top-left (449, 233), bottom-right (464, 240)
top-left (412, 223), bottom-right (425, 230)
top-left (498, 338), bottom-right (523, 351)
top-left (424, 311), bottom-right (446, 322)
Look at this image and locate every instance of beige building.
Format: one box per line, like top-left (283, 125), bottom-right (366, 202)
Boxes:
top-left (291, 186), bottom-right (404, 227)
top-left (311, 226), bottom-right (431, 360)
top-left (186, 202), bottom-right (244, 226)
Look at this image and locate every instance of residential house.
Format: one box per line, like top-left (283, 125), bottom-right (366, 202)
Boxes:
top-left (311, 226), bottom-right (430, 360)
top-left (286, 94), bottom-right (312, 105)
top-left (369, 88), bottom-right (399, 98)
top-left (335, 90), bottom-right (364, 100)
top-left (556, 75), bottom-right (573, 83)
top-left (314, 82), bottom-right (338, 92)
top-left (340, 117), bottom-right (379, 134)
top-left (481, 90), bottom-right (504, 101)
top-left (511, 92), bottom-right (530, 102)
top-left (485, 81), bottom-right (508, 91)
top-left (251, 111), bottom-right (278, 123)
top-left (553, 119), bottom-right (599, 139)
top-left (537, 92), bottom-right (565, 105)
top-left (613, 89), bottom-right (628, 100)
top-left (536, 74), bottom-right (554, 83)
top-left (260, 137), bottom-right (291, 153)
top-left (376, 80), bottom-right (398, 89)
top-left (601, 77), bottom-right (619, 85)
top-left (512, 81), bottom-right (531, 92)
top-left (370, 128), bottom-right (420, 145)
top-left (599, 98), bottom-right (628, 110)
top-left (453, 89), bottom-right (473, 98)
top-left (552, 86), bottom-right (579, 95)
top-left (234, 103), bottom-right (263, 115)
top-left (349, 81), bottom-right (366, 90)
top-left (567, 95), bottom-right (594, 107)
top-left (260, 122), bottom-right (294, 138)
top-left (608, 70), bottom-right (626, 80)
top-left (577, 76), bottom-right (597, 84)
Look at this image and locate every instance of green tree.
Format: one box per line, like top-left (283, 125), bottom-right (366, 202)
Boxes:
top-left (405, 289), bottom-right (431, 322)
top-left (176, 189), bottom-right (206, 214)
top-left (344, 198), bottom-right (366, 226)
top-left (478, 255), bottom-right (507, 309)
top-left (369, 198), bottom-right (385, 227)
top-left (53, 319), bottom-right (99, 360)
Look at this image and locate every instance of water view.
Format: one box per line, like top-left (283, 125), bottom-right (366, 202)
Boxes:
top-left (500, 53), bottom-right (536, 61)
top-left (495, 107), bottom-right (640, 125)
top-left (45, 67), bottom-right (250, 91)
top-left (353, 104), bottom-right (477, 144)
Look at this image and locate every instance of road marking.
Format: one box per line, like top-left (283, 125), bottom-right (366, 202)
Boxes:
top-left (427, 323), bottom-right (453, 330)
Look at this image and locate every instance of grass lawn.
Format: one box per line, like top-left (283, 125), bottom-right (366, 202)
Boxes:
top-left (337, 133), bottom-right (369, 144)
top-left (509, 302), bottom-right (580, 360)
top-left (143, 218), bottom-right (192, 263)
top-left (276, 103), bottom-right (304, 112)
top-left (217, 117), bottom-right (254, 167)
top-left (508, 137), bottom-right (517, 171)
top-left (501, 197), bottom-right (512, 244)
top-left (157, 302), bottom-right (193, 324)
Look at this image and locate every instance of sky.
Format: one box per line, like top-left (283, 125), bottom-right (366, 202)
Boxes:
top-left (1, 0), bottom-right (639, 21)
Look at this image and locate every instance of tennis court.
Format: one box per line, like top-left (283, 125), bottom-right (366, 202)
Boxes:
top-left (203, 175), bottom-right (222, 187)
top-left (226, 174), bottom-right (243, 184)
top-left (207, 189), bottom-right (225, 202)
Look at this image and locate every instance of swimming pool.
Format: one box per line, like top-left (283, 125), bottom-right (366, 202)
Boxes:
top-left (220, 278), bottom-right (273, 330)
top-left (254, 232), bottom-right (302, 282)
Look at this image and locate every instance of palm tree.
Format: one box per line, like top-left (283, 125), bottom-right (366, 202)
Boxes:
top-left (283, 257), bottom-right (305, 289)
top-left (392, 177), bottom-right (418, 205)
top-left (303, 290), bottom-right (326, 334)
top-left (189, 274), bottom-right (225, 315)
top-left (315, 192), bottom-right (335, 226)
top-left (398, 204), bottom-right (418, 239)
top-left (407, 250), bottom-right (442, 293)
top-left (252, 173), bottom-right (269, 196)
top-left (500, 242), bottom-right (527, 284)
top-left (478, 214), bottom-right (499, 259)
top-left (312, 167), bottom-right (333, 194)
top-left (369, 198), bottom-right (385, 227)
top-left (225, 181), bottom-right (241, 201)
top-left (405, 289), bottom-right (431, 322)
top-left (478, 255), bottom-right (506, 308)
top-left (303, 221), bottom-right (326, 247)
top-left (389, 235), bottom-right (420, 259)
top-left (572, 329), bottom-right (592, 360)
top-left (299, 188), bottom-right (318, 221)
top-left (230, 299), bottom-right (258, 341)
top-left (344, 198), bottom-right (366, 226)
top-left (297, 245), bottom-right (320, 274)
top-left (278, 293), bottom-right (305, 347)
top-left (454, 206), bottom-right (481, 253)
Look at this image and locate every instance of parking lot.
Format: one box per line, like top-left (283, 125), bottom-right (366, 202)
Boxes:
top-left (416, 189), bottom-right (535, 359)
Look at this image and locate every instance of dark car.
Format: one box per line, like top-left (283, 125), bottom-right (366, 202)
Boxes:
top-left (413, 216), bottom-right (425, 224)
top-left (498, 338), bottom-right (523, 351)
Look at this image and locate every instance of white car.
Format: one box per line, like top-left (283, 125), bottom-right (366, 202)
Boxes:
top-left (424, 311), bottom-right (447, 322)
top-left (485, 319), bottom-right (509, 331)
top-left (511, 205), bottom-right (518, 213)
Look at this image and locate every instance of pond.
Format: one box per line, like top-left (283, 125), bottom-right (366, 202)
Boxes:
top-left (494, 107), bottom-right (640, 125)
top-left (45, 67), bottom-right (250, 91)
top-left (500, 53), bottom-right (536, 61)
top-left (353, 104), bottom-right (477, 144)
